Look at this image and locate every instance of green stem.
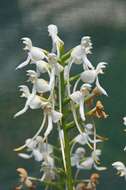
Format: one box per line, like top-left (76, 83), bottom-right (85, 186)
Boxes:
top-left (60, 71), bottom-right (73, 190)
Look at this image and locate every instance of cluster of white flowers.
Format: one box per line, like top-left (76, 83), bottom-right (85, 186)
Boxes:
top-left (14, 24), bottom-right (109, 189)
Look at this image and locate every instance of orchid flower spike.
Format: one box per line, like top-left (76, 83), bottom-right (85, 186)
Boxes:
top-left (18, 136), bottom-right (53, 162)
top-left (80, 62), bottom-right (108, 96)
top-left (69, 36), bottom-right (94, 70)
top-left (26, 70), bottom-right (51, 93)
top-left (112, 161), bottom-right (126, 179)
top-left (16, 37), bottom-right (47, 70)
top-left (70, 83), bottom-right (91, 121)
top-left (43, 104), bottom-right (62, 140)
top-left (48, 24), bottom-right (64, 58)
top-left (14, 85), bottom-right (43, 118)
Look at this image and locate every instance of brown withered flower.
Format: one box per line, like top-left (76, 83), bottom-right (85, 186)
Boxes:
top-left (76, 173), bottom-right (100, 190)
top-left (86, 100), bottom-right (108, 119)
top-left (76, 182), bottom-right (87, 190)
top-left (16, 168), bottom-right (35, 190)
top-left (90, 173), bottom-right (100, 184)
top-left (86, 173), bottom-right (100, 190)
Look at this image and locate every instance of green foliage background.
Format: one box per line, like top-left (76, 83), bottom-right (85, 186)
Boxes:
top-left (0, 0), bottom-right (126, 189)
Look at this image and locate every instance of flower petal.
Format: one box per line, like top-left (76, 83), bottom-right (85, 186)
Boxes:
top-left (70, 91), bottom-right (83, 104)
top-left (96, 77), bottom-right (108, 96)
top-left (44, 115), bottom-right (53, 138)
top-left (51, 110), bottom-right (62, 123)
top-left (80, 70), bottom-right (96, 83)
top-left (32, 149), bottom-right (43, 161)
top-left (18, 153), bottom-right (32, 159)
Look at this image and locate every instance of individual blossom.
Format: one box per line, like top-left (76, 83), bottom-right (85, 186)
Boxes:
top-left (75, 173), bottom-right (100, 190)
top-left (79, 149), bottom-right (106, 171)
top-left (48, 24), bottom-right (64, 58)
top-left (71, 147), bottom-right (86, 167)
top-left (112, 161), bottom-right (126, 179)
top-left (14, 85), bottom-right (44, 118)
top-left (71, 124), bottom-right (102, 152)
top-left (18, 136), bottom-right (53, 162)
top-left (66, 36), bottom-right (93, 96)
top-left (16, 38), bottom-right (47, 70)
top-left (16, 168), bottom-right (34, 190)
top-left (48, 53), bottom-right (64, 75)
top-left (72, 148), bottom-right (106, 171)
top-left (87, 101), bottom-right (108, 119)
top-left (70, 84), bottom-right (91, 121)
top-left (72, 131), bottom-right (102, 150)
top-left (43, 103), bottom-right (62, 140)
top-left (33, 60), bottom-right (51, 77)
top-left (70, 36), bottom-right (94, 70)
top-left (86, 173), bottom-right (100, 190)
top-left (26, 70), bottom-right (51, 93)
top-left (80, 62), bottom-right (108, 96)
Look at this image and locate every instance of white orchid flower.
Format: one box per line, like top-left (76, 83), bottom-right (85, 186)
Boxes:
top-left (70, 84), bottom-right (91, 121)
top-left (71, 125), bottom-right (102, 153)
top-left (26, 69), bottom-right (54, 93)
top-left (43, 104), bottom-right (63, 140)
top-left (74, 132), bottom-right (102, 147)
top-left (71, 147), bottom-right (86, 167)
top-left (32, 60), bottom-right (51, 77)
top-left (18, 136), bottom-right (53, 162)
top-left (72, 149), bottom-right (106, 171)
top-left (14, 85), bottom-right (43, 118)
top-left (84, 123), bottom-right (94, 135)
top-left (69, 36), bottom-right (94, 70)
top-left (48, 24), bottom-right (64, 58)
top-left (80, 62), bottom-right (108, 96)
top-left (16, 38), bottom-right (47, 70)
top-left (48, 53), bottom-right (64, 75)
top-left (112, 161), bottom-right (126, 179)
top-left (66, 37), bottom-right (93, 95)
top-left (79, 151), bottom-right (106, 171)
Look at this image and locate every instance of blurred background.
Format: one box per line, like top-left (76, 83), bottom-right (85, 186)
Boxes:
top-left (0, 0), bottom-right (126, 189)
